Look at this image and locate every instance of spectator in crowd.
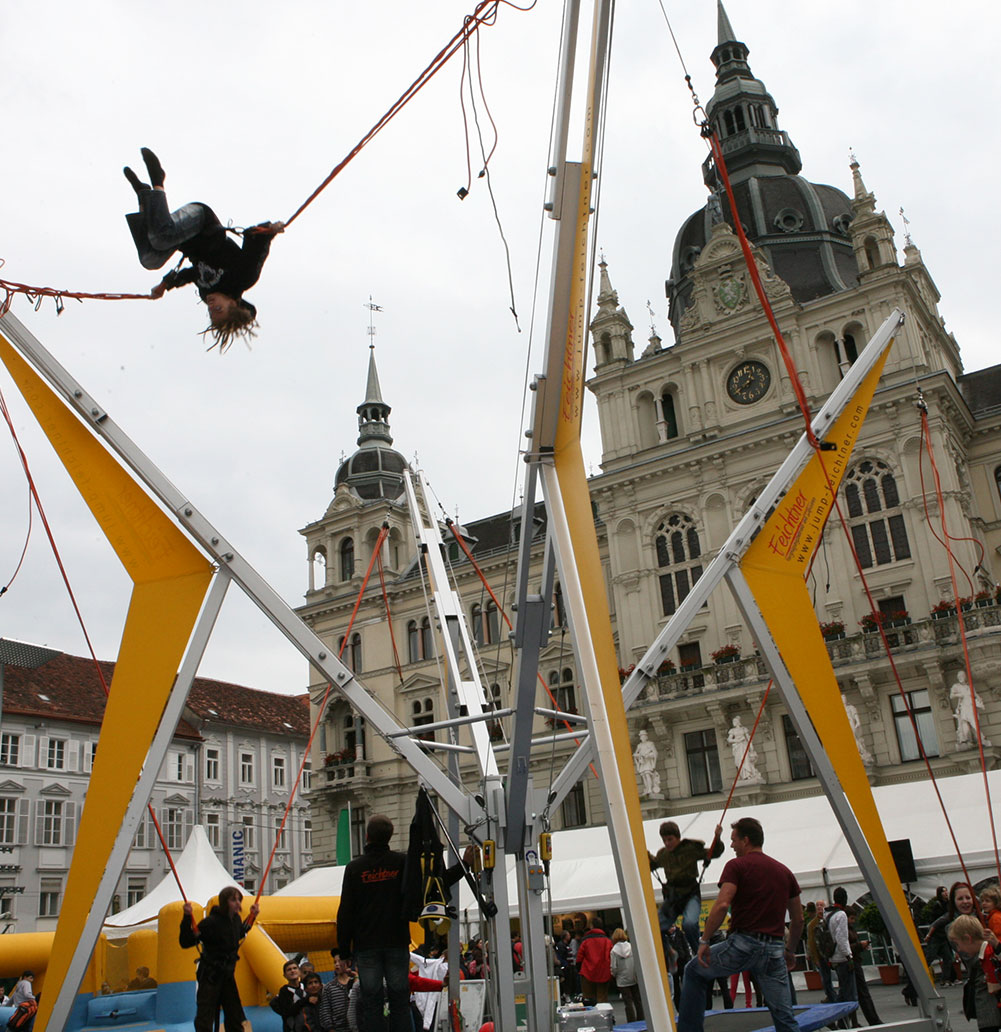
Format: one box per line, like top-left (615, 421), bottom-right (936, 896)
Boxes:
top-left (949, 914), bottom-right (1001, 1032)
top-left (806, 901), bottom-right (836, 1002)
top-left (925, 882), bottom-right (977, 985)
top-left (318, 955), bottom-right (356, 1032)
top-left (610, 928), bottom-right (643, 1024)
top-left (827, 888), bottom-right (858, 1024)
top-left (848, 910), bottom-right (881, 1026)
top-left (577, 917), bottom-right (613, 1005)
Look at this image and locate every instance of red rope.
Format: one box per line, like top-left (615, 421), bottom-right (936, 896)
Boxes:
top-left (812, 446), bottom-right (979, 890)
top-left (282, 0), bottom-right (535, 229)
top-left (255, 525), bottom-right (390, 903)
top-left (376, 545), bottom-right (406, 685)
top-left (917, 408), bottom-right (1001, 882)
top-left (706, 133), bottom-right (818, 449)
top-left (918, 408), bottom-right (985, 598)
top-left (0, 271), bottom-right (151, 317)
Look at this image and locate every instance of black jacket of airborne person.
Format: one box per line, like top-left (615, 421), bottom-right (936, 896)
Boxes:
top-left (158, 204), bottom-right (274, 304)
top-left (179, 904), bottom-right (252, 982)
top-left (337, 843), bottom-right (409, 956)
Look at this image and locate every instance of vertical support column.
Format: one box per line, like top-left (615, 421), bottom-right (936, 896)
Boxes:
top-left (45, 570), bottom-right (231, 1032)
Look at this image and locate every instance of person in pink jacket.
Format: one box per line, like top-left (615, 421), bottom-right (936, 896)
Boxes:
top-left (576, 917), bottom-right (613, 1004)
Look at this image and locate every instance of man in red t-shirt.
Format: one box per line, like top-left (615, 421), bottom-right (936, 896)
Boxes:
top-left (676, 817), bottom-right (803, 1032)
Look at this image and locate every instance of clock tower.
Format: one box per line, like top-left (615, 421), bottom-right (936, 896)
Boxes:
top-left (586, 2), bottom-right (999, 803)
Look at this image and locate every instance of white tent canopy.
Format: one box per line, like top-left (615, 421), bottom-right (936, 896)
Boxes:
top-left (111, 771), bottom-right (1000, 939)
top-left (452, 768), bottom-right (1001, 917)
top-left (273, 865), bottom-right (347, 897)
top-left (103, 825), bottom-right (241, 939)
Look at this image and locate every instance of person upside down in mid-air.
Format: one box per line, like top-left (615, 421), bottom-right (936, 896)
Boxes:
top-left (123, 147), bottom-right (284, 352)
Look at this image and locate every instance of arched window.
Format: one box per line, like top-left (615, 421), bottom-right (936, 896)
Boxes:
top-left (551, 583), bottom-right (567, 630)
top-left (844, 461), bottom-right (911, 568)
top-left (995, 466), bottom-right (1001, 503)
top-left (485, 601), bottom-right (500, 645)
top-left (655, 514), bottom-right (704, 616)
top-left (311, 548), bottom-right (326, 591)
top-left (472, 603), bottom-right (483, 646)
top-left (338, 633), bottom-right (363, 672)
top-left (556, 668), bottom-right (576, 714)
top-left (864, 236), bottom-right (880, 270)
top-left (339, 538), bottom-right (354, 582)
top-left (407, 621), bottom-right (420, 663)
top-left (420, 617), bottom-right (432, 659)
top-left (343, 712), bottom-right (365, 761)
top-left (660, 391), bottom-right (679, 440)
top-left (413, 698), bottom-right (435, 742)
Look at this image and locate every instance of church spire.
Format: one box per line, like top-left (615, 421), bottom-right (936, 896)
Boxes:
top-left (702, 2), bottom-right (801, 187)
top-left (356, 344), bottom-right (393, 449)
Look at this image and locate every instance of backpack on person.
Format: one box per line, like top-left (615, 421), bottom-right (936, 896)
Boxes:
top-left (7, 999), bottom-right (37, 1031)
top-left (815, 913), bottom-right (838, 960)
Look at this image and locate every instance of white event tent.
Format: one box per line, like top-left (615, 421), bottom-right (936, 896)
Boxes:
top-left (102, 825), bottom-right (242, 939)
top-left (109, 770), bottom-right (1001, 936)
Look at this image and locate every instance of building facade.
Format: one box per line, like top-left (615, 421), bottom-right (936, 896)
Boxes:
top-left (297, 8), bottom-right (1001, 863)
top-left (0, 638), bottom-right (311, 933)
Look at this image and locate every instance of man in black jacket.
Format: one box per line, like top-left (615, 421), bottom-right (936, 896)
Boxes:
top-left (180, 886), bottom-right (259, 1032)
top-left (337, 814), bottom-right (411, 1032)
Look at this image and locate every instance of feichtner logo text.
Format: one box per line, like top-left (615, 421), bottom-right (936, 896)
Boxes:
top-left (766, 490), bottom-right (811, 559)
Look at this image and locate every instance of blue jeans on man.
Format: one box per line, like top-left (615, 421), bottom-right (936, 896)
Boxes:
top-left (659, 889), bottom-right (703, 953)
top-left (354, 946), bottom-right (411, 1032)
top-left (129, 189), bottom-right (206, 271)
top-left (676, 933), bottom-right (798, 1032)
top-left (834, 959), bottom-right (858, 1029)
top-left (816, 954), bottom-right (836, 1002)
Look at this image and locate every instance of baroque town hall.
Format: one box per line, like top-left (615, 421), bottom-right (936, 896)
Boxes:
top-left (296, 8), bottom-right (1001, 862)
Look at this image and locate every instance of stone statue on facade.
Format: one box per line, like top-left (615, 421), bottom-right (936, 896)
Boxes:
top-left (951, 671), bottom-right (991, 748)
top-left (842, 693), bottom-right (874, 765)
top-left (633, 730), bottom-right (662, 797)
top-left (727, 716), bottom-right (764, 784)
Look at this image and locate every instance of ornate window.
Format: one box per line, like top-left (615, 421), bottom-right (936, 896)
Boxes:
top-left (311, 547), bottom-right (326, 590)
top-left (684, 729), bottom-right (722, 796)
top-left (782, 715), bottom-right (815, 781)
top-left (338, 633), bottom-right (362, 672)
top-left (344, 712), bottom-right (365, 759)
top-left (655, 515), bottom-right (704, 616)
top-left (844, 461), bottom-right (911, 568)
top-left (472, 602), bottom-right (500, 646)
top-left (339, 537), bottom-right (354, 582)
top-left (551, 583), bottom-right (568, 630)
top-left (660, 391), bottom-right (679, 441)
top-left (891, 689), bottom-right (939, 762)
top-left (413, 698), bottom-right (435, 742)
top-left (408, 618), bottom-right (433, 662)
top-left (561, 782), bottom-right (587, 828)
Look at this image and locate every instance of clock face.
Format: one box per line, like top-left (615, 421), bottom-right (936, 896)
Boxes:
top-left (726, 360), bottom-right (771, 405)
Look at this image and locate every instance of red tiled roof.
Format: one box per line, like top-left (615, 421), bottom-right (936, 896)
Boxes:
top-left (0, 643), bottom-right (309, 739)
top-left (186, 680), bottom-right (310, 736)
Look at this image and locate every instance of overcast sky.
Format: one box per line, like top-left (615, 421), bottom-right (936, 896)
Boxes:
top-left (0, 1), bottom-right (996, 695)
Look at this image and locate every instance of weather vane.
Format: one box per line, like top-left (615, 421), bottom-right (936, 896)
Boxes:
top-left (899, 207), bottom-right (912, 247)
top-left (364, 296), bottom-right (383, 348)
top-left (646, 299), bottom-right (658, 337)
